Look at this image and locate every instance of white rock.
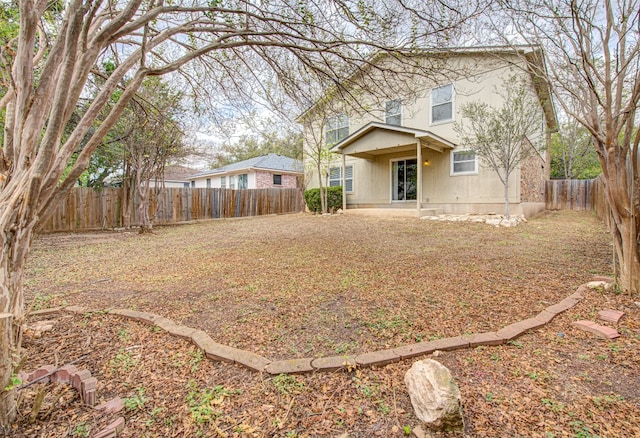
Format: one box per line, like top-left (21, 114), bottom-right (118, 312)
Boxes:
top-left (404, 359), bottom-right (464, 432)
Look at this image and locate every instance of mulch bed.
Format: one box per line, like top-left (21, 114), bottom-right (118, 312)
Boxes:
top-left (13, 210), bottom-right (640, 436)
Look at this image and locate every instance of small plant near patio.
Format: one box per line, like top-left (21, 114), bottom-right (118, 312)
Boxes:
top-left (189, 349), bottom-right (203, 373)
top-left (542, 398), bottom-right (565, 413)
top-left (117, 327), bottom-right (131, 342)
top-left (403, 425), bottom-right (412, 436)
top-left (71, 422), bottom-right (90, 438)
top-left (123, 387), bottom-right (147, 411)
top-left (109, 349), bottom-right (138, 373)
top-left (185, 381), bottom-right (233, 425)
top-left (273, 374), bottom-right (304, 395)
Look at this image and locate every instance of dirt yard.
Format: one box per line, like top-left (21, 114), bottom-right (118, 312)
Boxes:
top-left (14, 210), bottom-right (640, 437)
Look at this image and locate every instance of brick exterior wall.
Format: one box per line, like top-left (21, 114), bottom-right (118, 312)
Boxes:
top-left (255, 170), bottom-right (298, 189)
top-left (520, 151), bottom-right (546, 202)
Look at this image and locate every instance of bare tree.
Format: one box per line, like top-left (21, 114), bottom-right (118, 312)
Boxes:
top-left (494, 0), bottom-right (640, 293)
top-left (550, 119), bottom-right (600, 179)
top-left (0, 0), bottom-right (480, 425)
top-left (455, 76), bottom-right (545, 219)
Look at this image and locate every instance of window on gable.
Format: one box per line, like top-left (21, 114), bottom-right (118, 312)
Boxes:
top-left (273, 174), bottom-right (282, 185)
top-left (431, 84), bottom-right (454, 124)
top-left (451, 150), bottom-right (478, 175)
top-left (385, 99), bottom-right (401, 126)
top-left (325, 114), bottom-right (349, 145)
top-left (328, 165), bottom-right (353, 193)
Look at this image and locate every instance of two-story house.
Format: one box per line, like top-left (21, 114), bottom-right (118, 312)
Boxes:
top-left (299, 46), bottom-right (557, 217)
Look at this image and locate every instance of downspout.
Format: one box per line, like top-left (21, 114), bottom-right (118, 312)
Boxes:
top-left (416, 140), bottom-right (422, 216)
top-left (342, 152), bottom-right (347, 212)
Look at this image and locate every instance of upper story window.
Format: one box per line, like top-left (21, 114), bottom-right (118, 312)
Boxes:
top-left (325, 114), bottom-right (349, 145)
top-left (273, 174), bottom-right (282, 185)
top-left (450, 150), bottom-right (478, 175)
top-left (431, 84), bottom-right (454, 124)
top-left (385, 99), bottom-right (401, 126)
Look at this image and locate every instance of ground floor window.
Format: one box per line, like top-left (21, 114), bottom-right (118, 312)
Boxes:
top-left (206, 178), bottom-right (211, 188)
top-left (221, 176), bottom-right (226, 188)
top-left (237, 173), bottom-right (248, 189)
top-left (229, 175), bottom-right (235, 189)
top-left (451, 150), bottom-right (478, 175)
top-left (329, 165), bottom-right (353, 193)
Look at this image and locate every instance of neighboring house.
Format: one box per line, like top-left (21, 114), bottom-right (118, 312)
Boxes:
top-left (299, 46), bottom-right (557, 217)
top-left (187, 153), bottom-right (304, 189)
top-left (150, 165), bottom-right (199, 188)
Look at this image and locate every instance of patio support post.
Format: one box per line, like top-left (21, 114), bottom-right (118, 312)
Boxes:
top-left (416, 140), bottom-right (422, 215)
top-left (342, 153), bottom-right (347, 212)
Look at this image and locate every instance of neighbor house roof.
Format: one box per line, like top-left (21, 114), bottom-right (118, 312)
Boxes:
top-left (163, 165), bottom-right (199, 182)
top-left (188, 153), bottom-right (303, 179)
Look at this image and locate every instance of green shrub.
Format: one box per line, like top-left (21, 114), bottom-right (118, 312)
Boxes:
top-left (304, 187), bottom-right (343, 213)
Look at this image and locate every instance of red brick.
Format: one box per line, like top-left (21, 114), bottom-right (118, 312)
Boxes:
top-left (81, 376), bottom-right (97, 393)
top-left (355, 349), bottom-right (400, 368)
top-left (545, 299), bottom-right (577, 315)
top-left (96, 397), bottom-right (123, 414)
top-left (265, 359), bottom-right (314, 375)
top-left (94, 417), bottom-right (125, 438)
top-left (496, 318), bottom-right (546, 340)
top-left (572, 320), bottom-right (620, 339)
top-left (84, 389), bottom-right (96, 406)
top-left (311, 356), bottom-right (356, 372)
top-left (53, 365), bottom-right (78, 384)
top-left (393, 342), bottom-right (437, 359)
top-left (28, 365), bottom-right (56, 383)
top-left (598, 309), bottom-right (624, 324)
top-left (71, 370), bottom-right (92, 391)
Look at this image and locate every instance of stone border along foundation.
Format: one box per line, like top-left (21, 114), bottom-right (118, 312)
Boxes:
top-left (28, 277), bottom-right (614, 376)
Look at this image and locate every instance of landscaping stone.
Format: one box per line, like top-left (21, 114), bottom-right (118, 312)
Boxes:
top-left (586, 280), bottom-right (614, 291)
top-left (94, 417), bottom-right (125, 438)
top-left (428, 336), bottom-right (469, 352)
top-left (496, 318), bottom-right (544, 340)
top-left (53, 365), bottom-right (79, 384)
top-left (96, 397), bottom-right (123, 414)
top-left (202, 342), bottom-right (242, 364)
top-left (232, 351), bottom-right (272, 371)
top-left (394, 342), bottom-right (438, 360)
top-left (461, 332), bottom-right (504, 347)
top-left (265, 358), bottom-right (314, 374)
top-left (29, 307), bottom-right (63, 316)
top-left (355, 349), bottom-right (400, 368)
top-left (535, 310), bottom-right (556, 324)
top-left (71, 370), bottom-right (92, 391)
top-left (64, 305), bottom-right (87, 314)
top-left (545, 298), bottom-right (578, 315)
top-left (311, 355), bottom-right (356, 372)
top-left (572, 320), bottom-right (620, 339)
top-left (405, 359), bottom-right (464, 432)
top-left (598, 309), bottom-right (624, 324)
top-left (593, 275), bottom-right (614, 283)
top-left (28, 365), bottom-right (56, 383)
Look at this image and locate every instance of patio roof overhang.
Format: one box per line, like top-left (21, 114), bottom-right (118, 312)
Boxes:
top-left (332, 122), bottom-right (456, 159)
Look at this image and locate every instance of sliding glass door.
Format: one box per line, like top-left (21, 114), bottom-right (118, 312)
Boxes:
top-left (391, 158), bottom-right (417, 201)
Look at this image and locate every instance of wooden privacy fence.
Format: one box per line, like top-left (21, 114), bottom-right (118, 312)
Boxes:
top-left (546, 176), bottom-right (611, 229)
top-left (39, 187), bottom-right (305, 232)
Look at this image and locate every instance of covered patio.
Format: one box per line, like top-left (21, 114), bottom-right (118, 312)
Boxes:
top-left (332, 122), bottom-right (457, 216)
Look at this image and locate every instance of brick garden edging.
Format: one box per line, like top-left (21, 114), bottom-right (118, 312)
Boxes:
top-left (30, 277), bottom-right (614, 376)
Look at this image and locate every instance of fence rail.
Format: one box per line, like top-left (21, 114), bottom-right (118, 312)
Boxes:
top-left (39, 187), bottom-right (305, 232)
top-left (546, 176), bottom-right (611, 228)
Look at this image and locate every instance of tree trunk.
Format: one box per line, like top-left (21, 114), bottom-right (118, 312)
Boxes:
top-left (503, 180), bottom-right (510, 220)
top-left (316, 161), bottom-right (327, 214)
top-left (0, 186), bottom-right (36, 429)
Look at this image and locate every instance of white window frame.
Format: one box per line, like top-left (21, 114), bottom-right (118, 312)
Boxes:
top-left (450, 150), bottom-right (478, 176)
top-left (325, 114), bottom-right (349, 145)
top-left (229, 175), bottom-right (235, 189)
top-left (431, 84), bottom-right (454, 125)
top-left (328, 165), bottom-right (354, 194)
top-left (220, 176), bottom-right (226, 188)
top-left (206, 178), bottom-right (211, 188)
top-left (385, 99), bottom-right (402, 126)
